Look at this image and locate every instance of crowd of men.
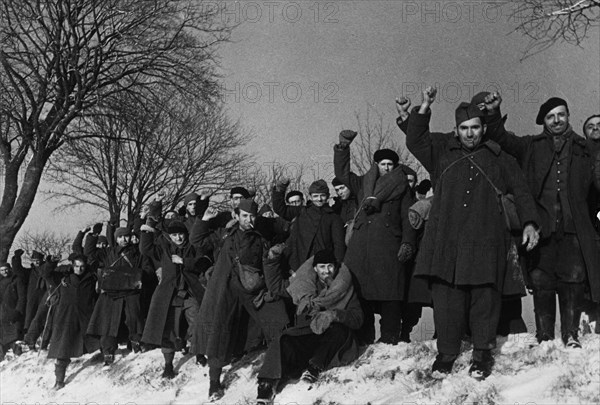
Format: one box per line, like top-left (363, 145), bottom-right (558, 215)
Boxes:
top-left (1, 89), bottom-right (600, 404)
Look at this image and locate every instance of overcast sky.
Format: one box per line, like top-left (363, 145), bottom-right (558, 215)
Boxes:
top-left (20, 0), bottom-right (600, 238)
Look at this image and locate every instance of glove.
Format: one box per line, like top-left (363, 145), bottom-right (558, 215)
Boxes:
top-left (92, 222), bottom-right (103, 235)
top-left (339, 130), bottom-right (358, 144)
top-left (397, 243), bottom-right (415, 263)
top-left (310, 310), bottom-right (337, 335)
top-left (14, 249), bottom-right (24, 257)
top-left (267, 243), bottom-right (286, 260)
top-left (362, 197), bottom-right (381, 215)
top-left (10, 310), bottom-right (22, 323)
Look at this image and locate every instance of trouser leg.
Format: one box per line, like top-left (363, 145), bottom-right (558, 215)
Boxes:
top-left (54, 358), bottom-right (71, 383)
top-left (431, 281), bottom-right (468, 356)
top-left (530, 268), bottom-right (557, 342)
top-left (469, 285), bottom-right (501, 361)
top-left (557, 282), bottom-right (584, 343)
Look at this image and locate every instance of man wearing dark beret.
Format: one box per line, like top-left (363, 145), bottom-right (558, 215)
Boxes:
top-left (485, 94), bottom-right (600, 349)
top-left (406, 86), bottom-right (540, 380)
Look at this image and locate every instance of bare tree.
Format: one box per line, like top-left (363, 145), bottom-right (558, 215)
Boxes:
top-left (0, 0), bottom-right (233, 261)
top-left (245, 162), bottom-right (312, 208)
top-left (511, 0), bottom-right (600, 59)
top-left (352, 106), bottom-right (427, 180)
top-left (45, 90), bottom-right (249, 224)
top-left (17, 230), bottom-right (71, 259)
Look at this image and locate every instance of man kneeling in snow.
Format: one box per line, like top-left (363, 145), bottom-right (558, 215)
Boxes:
top-left (255, 249), bottom-right (364, 404)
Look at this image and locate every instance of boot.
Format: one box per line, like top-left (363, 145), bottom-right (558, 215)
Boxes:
top-left (54, 359), bottom-right (69, 390)
top-left (162, 362), bottom-right (176, 379)
top-left (469, 350), bottom-right (494, 380)
top-left (533, 289), bottom-right (556, 342)
top-left (431, 353), bottom-right (457, 376)
top-left (256, 378), bottom-right (277, 404)
top-left (557, 282), bottom-right (584, 347)
top-left (196, 354), bottom-right (207, 366)
top-left (103, 354), bottom-right (114, 366)
top-left (208, 380), bottom-right (224, 401)
top-left (130, 340), bottom-right (142, 353)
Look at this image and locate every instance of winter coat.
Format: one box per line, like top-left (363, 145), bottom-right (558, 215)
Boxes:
top-left (333, 143), bottom-right (417, 301)
top-left (139, 230), bottom-right (211, 346)
top-left (12, 256), bottom-right (47, 330)
top-left (189, 220), bottom-right (289, 367)
top-left (85, 241), bottom-right (145, 337)
top-left (406, 110), bottom-right (539, 289)
top-left (0, 274), bottom-right (26, 345)
top-left (486, 115), bottom-right (600, 302)
top-left (272, 187), bottom-right (346, 271)
top-left (331, 196), bottom-right (358, 227)
top-left (43, 263), bottom-right (100, 359)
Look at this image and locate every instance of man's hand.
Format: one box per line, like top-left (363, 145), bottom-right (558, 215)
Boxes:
top-left (484, 92), bottom-right (502, 114)
top-left (419, 86), bottom-right (437, 114)
top-left (522, 224), bottom-right (540, 252)
top-left (339, 130), bottom-right (358, 146)
top-left (275, 178), bottom-right (291, 191)
top-left (202, 207), bottom-right (219, 221)
top-left (397, 243), bottom-right (415, 262)
top-left (395, 96), bottom-right (411, 121)
top-left (155, 267), bottom-right (163, 284)
top-left (310, 310), bottom-right (337, 335)
top-left (140, 224), bottom-right (155, 233)
top-left (199, 189), bottom-right (212, 200)
top-left (171, 255), bottom-right (183, 265)
top-left (140, 204), bottom-right (150, 219)
top-left (267, 243), bottom-right (286, 260)
top-left (14, 249), bottom-right (24, 257)
top-left (92, 223), bottom-right (103, 235)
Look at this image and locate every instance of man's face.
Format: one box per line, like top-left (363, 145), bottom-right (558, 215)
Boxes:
top-left (406, 174), bottom-right (416, 189)
top-left (584, 117), bottom-right (600, 140)
top-left (261, 211), bottom-right (274, 218)
top-left (165, 212), bottom-right (176, 220)
top-left (334, 184), bottom-right (351, 200)
top-left (310, 193), bottom-right (328, 207)
top-left (377, 159), bottom-right (395, 176)
top-left (72, 260), bottom-right (85, 276)
top-left (0, 266), bottom-right (10, 278)
top-left (230, 193), bottom-right (244, 210)
top-left (116, 235), bottom-right (131, 247)
top-left (287, 195), bottom-right (303, 206)
top-left (186, 200), bottom-right (197, 216)
top-left (544, 105), bottom-right (569, 135)
top-left (169, 232), bottom-right (186, 246)
top-left (457, 117), bottom-right (485, 150)
top-left (97, 242), bottom-right (108, 249)
top-left (32, 259), bottom-right (41, 267)
top-left (313, 263), bottom-right (338, 284)
top-left (236, 209), bottom-right (256, 231)
top-left (130, 234), bottom-right (139, 245)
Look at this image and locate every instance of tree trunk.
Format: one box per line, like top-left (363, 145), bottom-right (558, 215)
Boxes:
top-left (0, 156), bottom-right (47, 262)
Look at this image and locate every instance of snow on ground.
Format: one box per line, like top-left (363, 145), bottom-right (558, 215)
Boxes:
top-left (1, 332), bottom-right (598, 405)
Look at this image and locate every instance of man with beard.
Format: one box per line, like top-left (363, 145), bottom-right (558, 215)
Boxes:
top-left (485, 95), bottom-right (600, 348)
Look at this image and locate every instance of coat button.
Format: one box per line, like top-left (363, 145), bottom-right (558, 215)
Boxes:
top-left (464, 203), bottom-right (467, 207)
top-left (466, 190), bottom-right (470, 194)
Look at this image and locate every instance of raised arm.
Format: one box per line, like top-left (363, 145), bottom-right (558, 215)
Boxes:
top-left (272, 180), bottom-right (302, 221)
top-left (333, 131), bottom-right (363, 198)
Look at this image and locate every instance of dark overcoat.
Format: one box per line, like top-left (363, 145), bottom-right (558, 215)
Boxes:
top-left (333, 144), bottom-right (417, 301)
top-left (139, 231), bottom-right (211, 346)
top-left (86, 241), bottom-right (144, 337)
top-left (272, 187), bottom-right (346, 271)
top-left (406, 111), bottom-right (539, 288)
top-left (486, 116), bottom-right (600, 302)
top-left (43, 264), bottom-right (100, 359)
top-left (0, 274), bottom-right (26, 345)
top-left (189, 220), bottom-right (289, 368)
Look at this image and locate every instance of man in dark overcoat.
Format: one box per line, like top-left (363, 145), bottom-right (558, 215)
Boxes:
top-left (334, 131), bottom-right (417, 345)
top-left (139, 220), bottom-right (212, 378)
top-left (0, 262), bottom-right (26, 361)
top-left (189, 199), bottom-right (290, 401)
top-left (406, 87), bottom-right (540, 379)
top-left (485, 95), bottom-right (600, 347)
top-left (331, 177), bottom-right (358, 228)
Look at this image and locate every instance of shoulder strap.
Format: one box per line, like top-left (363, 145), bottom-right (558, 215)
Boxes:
top-left (439, 149), bottom-right (484, 180)
top-left (468, 156), bottom-right (503, 197)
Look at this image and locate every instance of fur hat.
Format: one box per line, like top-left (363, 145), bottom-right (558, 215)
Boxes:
top-left (373, 149), bottom-right (399, 165)
top-left (536, 97), bottom-right (569, 125)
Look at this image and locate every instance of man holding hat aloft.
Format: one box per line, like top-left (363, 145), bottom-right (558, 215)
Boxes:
top-left (485, 94), bottom-right (600, 348)
top-left (334, 128), bottom-right (417, 346)
top-left (86, 226), bottom-right (145, 365)
top-left (139, 220), bottom-right (212, 378)
top-left (255, 249), bottom-right (363, 404)
top-left (406, 86), bottom-right (540, 379)
top-left (189, 198), bottom-right (290, 401)
top-left (272, 178), bottom-right (345, 271)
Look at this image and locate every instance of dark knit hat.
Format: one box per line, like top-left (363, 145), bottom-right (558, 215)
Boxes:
top-left (308, 179), bottom-right (329, 195)
top-left (166, 220), bottom-right (188, 234)
top-left (415, 179), bottom-right (432, 194)
top-left (312, 249), bottom-right (337, 267)
top-left (455, 102), bottom-right (485, 126)
top-left (114, 227), bottom-right (131, 238)
top-left (31, 250), bottom-right (44, 261)
top-left (285, 190), bottom-right (304, 202)
top-left (373, 149), bottom-right (399, 165)
top-left (332, 177), bottom-right (344, 187)
top-left (230, 186), bottom-right (250, 199)
top-left (258, 204), bottom-right (273, 216)
top-left (97, 235), bottom-right (109, 245)
top-left (183, 192), bottom-right (198, 206)
top-left (238, 198), bottom-right (259, 215)
top-left (536, 97), bottom-right (569, 125)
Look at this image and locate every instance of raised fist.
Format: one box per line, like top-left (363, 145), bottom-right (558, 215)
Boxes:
top-left (339, 130), bottom-right (358, 144)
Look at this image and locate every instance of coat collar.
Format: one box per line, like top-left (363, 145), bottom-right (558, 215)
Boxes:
top-left (448, 138), bottom-right (502, 156)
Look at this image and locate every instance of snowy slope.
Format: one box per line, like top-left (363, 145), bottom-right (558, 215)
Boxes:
top-left (1, 332), bottom-right (598, 405)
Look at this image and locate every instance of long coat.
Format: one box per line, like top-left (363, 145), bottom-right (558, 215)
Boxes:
top-left (86, 241), bottom-right (145, 337)
top-left (0, 274), bottom-right (26, 345)
top-left (189, 220), bottom-right (289, 368)
top-left (139, 231), bottom-right (211, 346)
top-left (486, 116), bottom-right (600, 302)
top-left (333, 144), bottom-right (417, 301)
top-left (43, 263), bottom-right (100, 359)
top-left (272, 187), bottom-right (346, 271)
top-left (406, 111), bottom-right (539, 288)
